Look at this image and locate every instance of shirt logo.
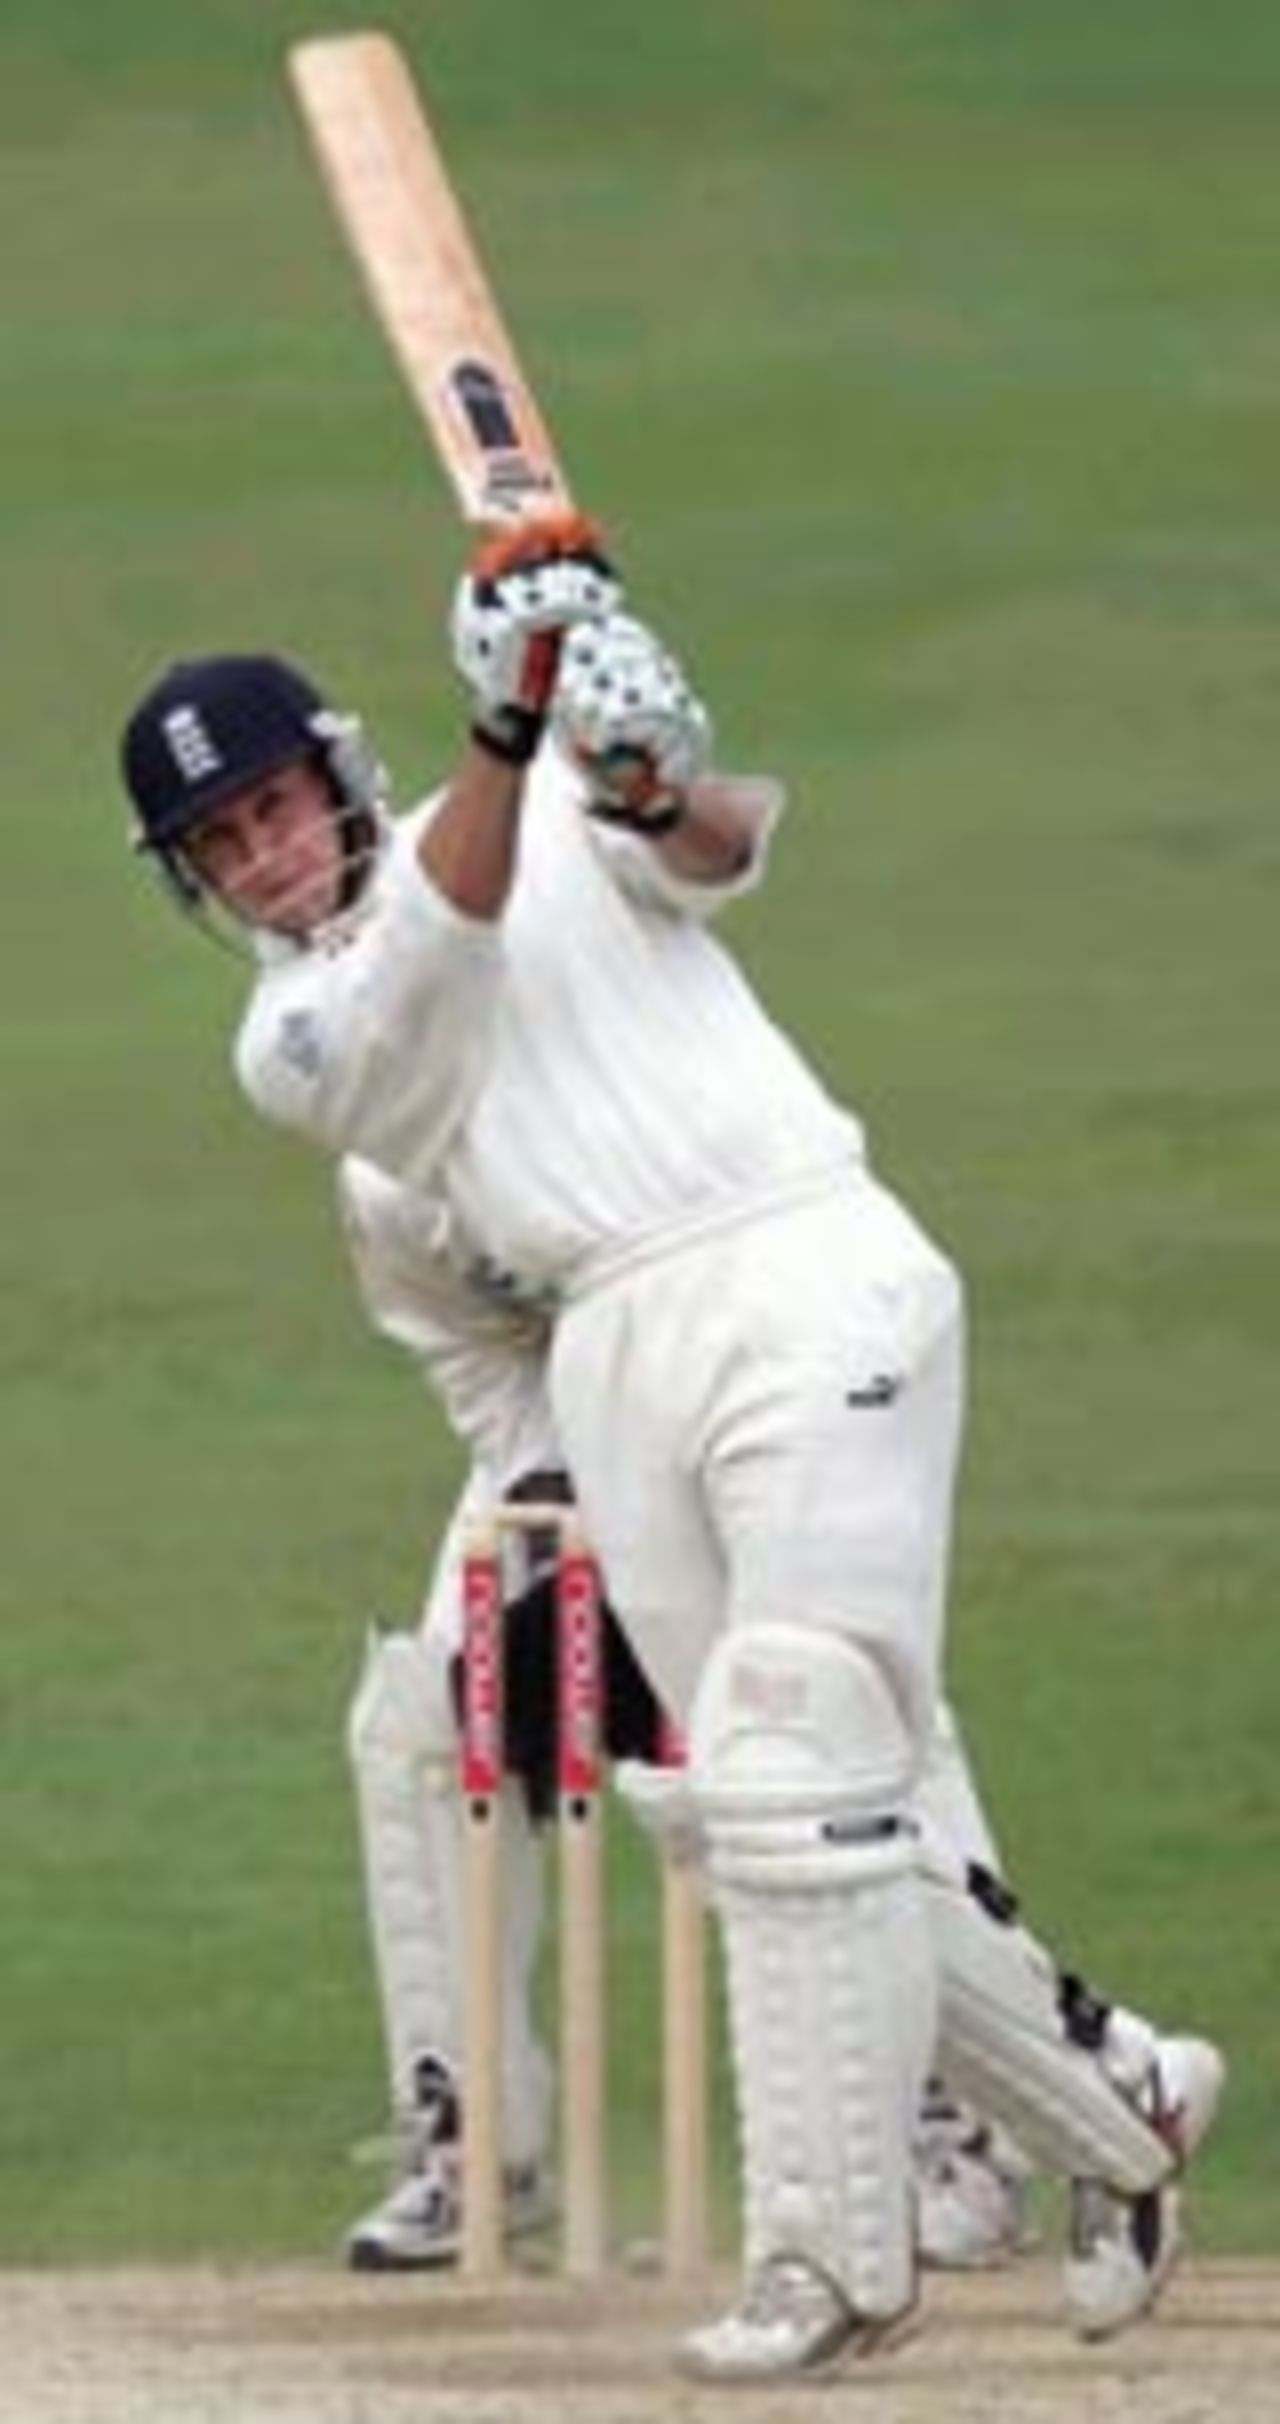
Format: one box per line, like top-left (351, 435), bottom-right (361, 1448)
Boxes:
top-left (276, 1008), bottom-right (324, 1080)
top-left (162, 704), bottom-right (222, 785)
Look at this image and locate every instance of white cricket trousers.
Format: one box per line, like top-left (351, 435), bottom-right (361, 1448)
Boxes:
top-left (549, 1170), bottom-right (965, 1767)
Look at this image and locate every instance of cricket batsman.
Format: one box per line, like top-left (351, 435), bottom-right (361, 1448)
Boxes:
top-left (121, 526), bottom-right (1222, 2379)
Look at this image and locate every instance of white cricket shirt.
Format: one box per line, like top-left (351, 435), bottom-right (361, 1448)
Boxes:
top-left (237, 747), bottom-right (864, 1298)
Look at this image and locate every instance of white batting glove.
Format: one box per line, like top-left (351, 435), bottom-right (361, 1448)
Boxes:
top-left (552, 612), bottom-right (713, 829)
top-left (450, 511), bottom-right (620, 766)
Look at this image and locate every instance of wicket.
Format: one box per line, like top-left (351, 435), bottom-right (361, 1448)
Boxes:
top-left (459, 1501), bottom-right (710, 2282)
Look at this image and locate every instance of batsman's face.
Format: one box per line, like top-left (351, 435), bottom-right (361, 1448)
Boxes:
top-left (183, 760), bottom-right (345, 936)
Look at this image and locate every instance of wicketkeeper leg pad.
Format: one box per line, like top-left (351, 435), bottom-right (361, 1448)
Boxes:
top-left (689, 1624), bottom-right (934, 2318)
top-left (347, 1625), bottom-right (551, 2164)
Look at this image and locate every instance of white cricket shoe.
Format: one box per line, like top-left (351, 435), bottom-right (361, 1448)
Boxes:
top-left (346, 2152), bottom-right (554, 2271)
top-left (346, 2162), bottom-right (552, 2268)
top-left (1064, 2034), bottom-right (1225, 2340)
top-left (346, 2053), bottom-right (554, 2272)
top-left (914, 2084), bottom-right (1036, 2270)
top-left (679, 2255), bottom-right (914, 2384)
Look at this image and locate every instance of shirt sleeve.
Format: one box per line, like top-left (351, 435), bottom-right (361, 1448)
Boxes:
top-left (336, 1155), bottom-right (561, 1485)
top-left (583, 772), bottom-right (788, 922)
top-left (234, 821), bottom-right (504, 1191)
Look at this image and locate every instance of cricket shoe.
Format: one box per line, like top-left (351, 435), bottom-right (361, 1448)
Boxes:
top-left (679, 2255), bottom-right (916, 2384)
top-left (1063, 2034), bottom-right (1225, 2341)
top-left (914, 2082), bottom-right (1037, 2270)
top-left (346, 2053), bottom-right (555, 2272)
top-left (346, 2154), bottom-right (554, 2271)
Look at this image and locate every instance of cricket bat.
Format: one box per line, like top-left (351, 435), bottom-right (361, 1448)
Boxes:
top-left (287, 30), bottom-right (572, 526)
top-left (288, 38), bottom-right (711, 2277)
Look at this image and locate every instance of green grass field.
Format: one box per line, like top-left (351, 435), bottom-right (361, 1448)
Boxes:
top-left (3, 0), bottom-right (1277, 2263)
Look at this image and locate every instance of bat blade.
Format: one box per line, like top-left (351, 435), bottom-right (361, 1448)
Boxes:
top-left (288, 31), bottom-right (572, 525)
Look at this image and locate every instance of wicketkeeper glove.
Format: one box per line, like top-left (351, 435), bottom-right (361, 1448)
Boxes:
top-left (450, 510), bottom-right (620, 767)
top-left (552, 611), bottom-right (713, 834)
top-left (613, 1757), bottom-right (706, 1872)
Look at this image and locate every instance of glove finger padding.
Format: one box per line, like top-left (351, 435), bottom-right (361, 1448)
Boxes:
top-left (452, 510), bottom-right (621, 727)
top-left (552, 611), bottom-right (713, 822)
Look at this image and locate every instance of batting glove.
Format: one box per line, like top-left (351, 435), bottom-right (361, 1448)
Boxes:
top-left (552, 611), bottom-right (713, 832)
top-left (450, 510), bottom-right (620, 766)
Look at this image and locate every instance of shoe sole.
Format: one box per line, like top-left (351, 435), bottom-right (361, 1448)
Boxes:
top-left (808, 2300), bottom-right (922, 2381)
top-left (1161, 2040), bottom-right (1226, 2166)
top-left (347, 2236), bottom-right (461, 2273)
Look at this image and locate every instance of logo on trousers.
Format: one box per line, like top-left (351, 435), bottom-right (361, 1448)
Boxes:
top-left (846, 1373), bottom-right (902, 1409)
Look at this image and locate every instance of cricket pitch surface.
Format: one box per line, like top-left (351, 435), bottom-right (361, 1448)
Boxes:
top-left (3, 2257), bottom-right (1275, 2422)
